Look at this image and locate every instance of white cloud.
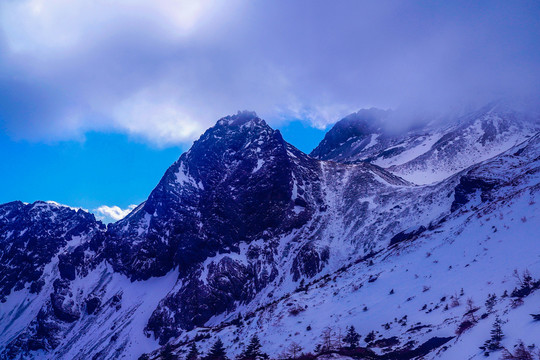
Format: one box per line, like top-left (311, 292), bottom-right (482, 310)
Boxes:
top-left (111, 89), bottom-right (206, 145)
top-left (0, 1), bottom-right (538, 145)
top-left (0, 0), bottom-right (228, 54)
top-left (94, 204), bottom-right (137, 223)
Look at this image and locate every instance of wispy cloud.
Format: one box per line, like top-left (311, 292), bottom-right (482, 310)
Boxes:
top-left (94, 204), bottom-right (137, 223)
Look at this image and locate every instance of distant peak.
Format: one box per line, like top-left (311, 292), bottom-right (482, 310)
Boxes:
top-left (310, 108), bottom-right (389, 159)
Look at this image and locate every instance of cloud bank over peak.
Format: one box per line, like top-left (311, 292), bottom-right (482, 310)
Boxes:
top-left (1, 1), bottom-right (539, 146)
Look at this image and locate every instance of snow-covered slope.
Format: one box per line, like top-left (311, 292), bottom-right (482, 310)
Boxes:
top-left (312, 103), bottom-right (540, 185)
top-left (149, 132), bottom-right (540, 360)
top-left (1, 109), bottom-right (539, 360)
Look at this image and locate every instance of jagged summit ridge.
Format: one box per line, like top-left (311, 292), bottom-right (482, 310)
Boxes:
top-left (215, 110), bottom-right (262, 127)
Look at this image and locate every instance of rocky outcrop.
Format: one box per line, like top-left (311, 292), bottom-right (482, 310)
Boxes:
top-left (105, 112), bottom-right (320, 282)
top-left (451, 176), bottom-right (498, 212)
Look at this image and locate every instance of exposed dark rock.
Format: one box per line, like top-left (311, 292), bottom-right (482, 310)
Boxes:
top-left (373, 336), bottom-right (399, 348)
top-left (451, 176), bottom-right (497, 212)
top-left (389, 225), bottom-right (427, 246)
top-left (146, 256), bottom-right (253, 343)
top-left (291, 244), bottom-right (330, 282)
top-left (50, 279), bottom-right (80, 323)
top-left (85, 297), bottom-right (102, 315)
top-left (1, 107), bottom-right (538, 360)
top-left (105, 112), bottom-right (319, 281)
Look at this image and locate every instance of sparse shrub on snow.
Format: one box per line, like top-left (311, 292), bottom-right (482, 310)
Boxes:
top-left (281, 342), bottom-right (302, 360)
top-left (501, 341), bottom-right (538, 360)
top-left (511, 269), bottom-right (539, 298)
top-left (464, 298), bottom-right (480, 322)
top-left (319, 327), bottom-right (337, 352)
top-left (456, 320), bottom-right (475, 336)
top-left (511, 298), bottom-right (524, 308)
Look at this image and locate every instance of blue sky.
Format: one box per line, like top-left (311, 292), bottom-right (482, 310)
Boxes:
top-left (0, 120), bottom-right (326, 222)
top-left (1, 0), bottom-right (539, 222)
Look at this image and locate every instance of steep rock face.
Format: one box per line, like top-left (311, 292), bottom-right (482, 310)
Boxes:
top-left (0, 202), bottom-right (105, 358)
top-left (450, 176), bottom-right (498, 212)
top-left (110, 111), bottom-right (463, 344)
top-left (0, 201), bottom-right (102, 302)
top-left (102, 112), bottom-right (328, 341)
top-left (106, 111), bottom-right (320, 281)
top-left (111, 112), bottom-right (423, 343)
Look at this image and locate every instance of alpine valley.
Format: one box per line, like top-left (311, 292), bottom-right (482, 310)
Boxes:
top-left (1, 102), bottom-right (540, 360)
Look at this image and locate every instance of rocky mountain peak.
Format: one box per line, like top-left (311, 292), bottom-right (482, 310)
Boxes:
top-left (215, 110), bottom-right (264, 127)
top-left (193, 111), bottom-right (277, 154)
top-left (105, 112), bottom-right (311, 283)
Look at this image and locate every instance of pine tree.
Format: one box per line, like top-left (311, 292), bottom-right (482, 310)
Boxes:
top-left (343, 326), bottom-right (360, 349)
top-left (489, 316), bottom-right (504, 349)
top-left (485, 293), bottom-right (497, 312)
top-left (239, 335), bottom-right (268, 360)
top-left (364, 331), bottom-right (375, 345)
top-left (161, 343), bottom-right (177, 360)
top-left (480, 316), bottom-right (504, 354)
top-left (204, 338), bottom-right (228, 360)
top-left (186, 343), bottom-right (200, 360)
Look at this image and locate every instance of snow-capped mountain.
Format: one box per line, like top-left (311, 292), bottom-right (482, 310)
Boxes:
top-left (1, 106), bottom-right (539, 360)
top-left (311, 103), bottom-right (540, 185)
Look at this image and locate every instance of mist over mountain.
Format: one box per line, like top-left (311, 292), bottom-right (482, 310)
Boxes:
top-left (1, 103), bottom-right (539, 360)
top-left (1, 1), bottom-right (540, 145)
